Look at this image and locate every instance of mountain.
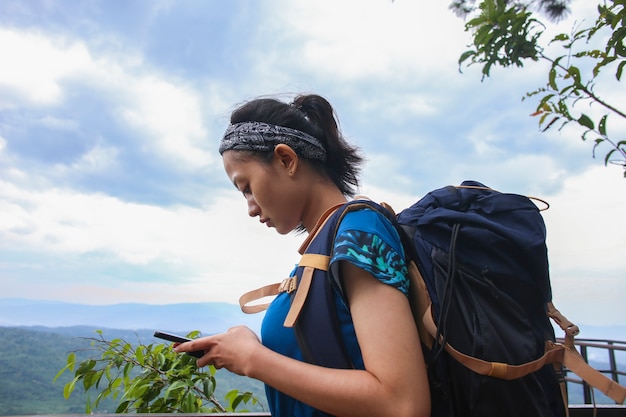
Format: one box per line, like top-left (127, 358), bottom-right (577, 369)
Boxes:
top-left (0, 298), bottom-right (624, 414)
top-left (2, 298), bottom-right (625, 342)
top-left (0, 298), bottom-right (264, 335)
top-left (0, 299), bottom-right (268, 414)
top-left (0, 326), bottom-right (267, 416)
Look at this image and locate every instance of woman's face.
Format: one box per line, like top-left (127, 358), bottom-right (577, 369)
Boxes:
top-left (222, 150), bottom-right (304, 235)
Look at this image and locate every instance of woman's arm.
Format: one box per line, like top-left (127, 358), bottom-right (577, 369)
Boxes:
top-left (176, 261), bottom-right (430, 417)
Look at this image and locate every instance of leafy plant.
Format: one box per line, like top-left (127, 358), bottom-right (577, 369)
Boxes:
top-left (459, 0), bottom-right (626, 176)
top-left (54, 330), bottom-right (261, 414)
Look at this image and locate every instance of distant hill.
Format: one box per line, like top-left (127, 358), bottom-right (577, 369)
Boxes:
top-left (0, 298), bottom-right (264, 335)
top-left (1, 298), bottom-right (624, 414)
top-left (0, 299), bottom-right (267, 415)
top-left (0, 326), bottom-right (267, 416)
top-left (2, 298), bottom-right (624, 341)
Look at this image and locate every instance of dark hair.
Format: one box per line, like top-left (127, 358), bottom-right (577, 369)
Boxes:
top-left (228, 94), bottom-right (363, 197)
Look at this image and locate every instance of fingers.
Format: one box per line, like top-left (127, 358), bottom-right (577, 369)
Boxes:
top-left (173, 338), bottom-right (209, 359)
top-left (171, 327), bottom-right (259, 373)
top-left (196, 353), bottom-right (220, 369)
top-left (177, 336), bottom-right (220, 368)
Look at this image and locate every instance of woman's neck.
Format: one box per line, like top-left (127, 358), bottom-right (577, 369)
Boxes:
top-left (300, 185), bottom-right (347, 234)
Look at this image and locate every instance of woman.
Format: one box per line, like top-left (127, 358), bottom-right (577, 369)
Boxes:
top-left (175, 94), bottom-right (430, 417)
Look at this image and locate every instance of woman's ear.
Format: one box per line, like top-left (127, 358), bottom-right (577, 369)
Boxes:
top-left (273, 144), bottom-right (298, 176)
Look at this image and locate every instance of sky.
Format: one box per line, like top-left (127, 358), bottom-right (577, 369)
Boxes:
top-left (0, 0), bottom-right (624, 332)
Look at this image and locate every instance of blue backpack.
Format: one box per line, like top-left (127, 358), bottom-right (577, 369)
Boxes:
top-left (240, 180), bottom-right (626, 416)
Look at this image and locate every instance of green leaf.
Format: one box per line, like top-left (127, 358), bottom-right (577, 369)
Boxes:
top-left (53, 367), bottom-right (68, 383)
top-left (551, 33), bottom-right (569, 42)
top-left (135, 345), bottom-right (144, 366)
top-left (578, 114), bottom-right (595, 130)
top-left (203, 378), bottom-right (213, 398)
top-left (459, 50), bottom-right (476, 67)
top-left (617, 60), bottom-right (625, 80)
top-left (164, 380), bottom-right (188, 400)
top-left (115, 400), bottom-right (130, 413)
top-left (599, 115), bottom-right (608, 136)
top-left (598, 114), bottom-right (609, 137)
top-left (158, 352), bottom-right (166, 367)
top-left (107, 376), bottom-right (120, 393)
top-left (67, 352), bottom-right (76, 370)
top-left (605, 148), bottom-right (617, 165)
top-left (538, 111), bottom-right (551, 126)
top-left (183, 392), bottom-right (197, 412)
top-left (76, 359), bottom-right (97, 375)
top-left (53, 354), bottom-right (75, 382)
top-left (82, 370), bottom-right (98, 390)
top-left (224, 389), bottom-right (238, 405)
top-left (567, 65), bottom-right (582, 85)
top-left (63, 377), bottom-right (77, 400)
top-left (548, 68), bottom-right (557, 90)
top-left (542, 116), bottom-right (560, 132)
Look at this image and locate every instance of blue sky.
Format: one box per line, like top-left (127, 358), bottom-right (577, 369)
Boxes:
top-left (1, 0), bottom-right (624, 332)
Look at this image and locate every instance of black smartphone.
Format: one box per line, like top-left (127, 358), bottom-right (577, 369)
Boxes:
top-left (153, 331), bottom-right (204, 358)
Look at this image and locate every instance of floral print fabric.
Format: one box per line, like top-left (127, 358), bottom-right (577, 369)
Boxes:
top-left (331, 207), bottom-right (409, 296)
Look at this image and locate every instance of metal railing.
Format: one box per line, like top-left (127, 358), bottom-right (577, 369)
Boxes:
top-left (557, 337), bottom-right (626, 406)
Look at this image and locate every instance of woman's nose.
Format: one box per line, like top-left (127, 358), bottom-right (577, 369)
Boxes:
top-left (246, 195), bottom-right (260, 217)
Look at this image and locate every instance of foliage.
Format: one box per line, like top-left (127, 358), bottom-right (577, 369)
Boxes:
top-left (450, 0), bottom-right (571, 21)
top-left (458, 0), bottom-right (626, 177)
top-left (0, 326), bottom-right (118, 415)
top-left (55, 329), bottom-right (262, 414)
top-left (0, 326), bottom-right (265, 415)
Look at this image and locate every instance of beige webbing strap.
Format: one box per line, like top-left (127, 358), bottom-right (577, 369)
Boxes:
top-left (239, 282), bottom-right (282, 314)
top-left (283, 254), bottom-right (331, 328)
top-left (237, 254), bottom-right (331, 316)
top-left (547, 301), bottom-right (580, 345)
top-left (421, 304), bottom-right (626, 403)
top-left (407, 260), bottom-right (435, 349)
top-left (560, 342), bottom-right (626, 404)
top-left (239, 203), bottom-right (341, 316)
top-left (283, 266), bottom-right (314, 328)
top-left (422, 305), bottom-right (565, 378)
top-left (299, 253), bottom-right (331, 270)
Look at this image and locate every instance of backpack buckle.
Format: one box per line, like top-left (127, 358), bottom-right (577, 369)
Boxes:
top-left (278, 277), bottom-right (297, 294)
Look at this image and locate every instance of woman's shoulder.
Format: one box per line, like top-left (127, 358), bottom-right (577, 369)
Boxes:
top-left (336, 204), bottom-right (401, 249)
top-left (332, 204), bottom-right (409, 295)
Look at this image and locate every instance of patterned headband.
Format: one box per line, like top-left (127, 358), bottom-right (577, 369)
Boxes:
top-left (219, 121), bottom-right (327, 161)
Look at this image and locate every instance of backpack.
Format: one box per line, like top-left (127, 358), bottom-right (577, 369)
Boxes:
top-left (239, 180), bottom-right (626, 416)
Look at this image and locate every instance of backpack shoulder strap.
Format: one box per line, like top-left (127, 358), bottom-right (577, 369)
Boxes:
top-left (238, 204), bottom-right (342, 315)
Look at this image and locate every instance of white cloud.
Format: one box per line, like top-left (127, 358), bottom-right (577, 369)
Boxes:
top-left (59, 144), bottom-right (120, 175)
top-left (269, 0), bottom-right (471, 81)
top-left (543, 165), bottom-right (625, 273)
top-left (0, 28), bottom-right (94, 105)
top-left (119, 76), bottom-right (213, 169)
top-left (0, 180), bottom-right (300, 302)
top-left (541, 165), bottom-right (626, 326)
top-left (37, 115), bottom-right (80, 131)
top-left (0, 28), bottom-right (214, 170)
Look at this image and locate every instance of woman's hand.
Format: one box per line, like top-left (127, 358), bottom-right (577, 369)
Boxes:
top-left (174, 325), bottom-right (262, 376)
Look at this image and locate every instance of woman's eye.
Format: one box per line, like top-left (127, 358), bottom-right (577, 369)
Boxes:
top-left (242, 187), bottom-right (251, 197)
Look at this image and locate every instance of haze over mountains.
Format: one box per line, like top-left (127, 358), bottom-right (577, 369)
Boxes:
top-left (0, 298), bottom-right (264, 335)
top-left (1, 298), bottom-right (624, 343)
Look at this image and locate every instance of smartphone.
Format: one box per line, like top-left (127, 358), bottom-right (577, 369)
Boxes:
top-left (153, 331), bottom-right (204, 358)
